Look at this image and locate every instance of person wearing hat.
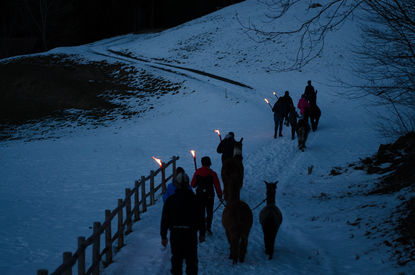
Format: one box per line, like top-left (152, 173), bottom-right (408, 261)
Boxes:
top-left (190, 156), bottom-right (223, 235)
top-left (163, 167), bottom-right (193, 202)
top-left (216, 132), bottom-right (236, 163)
top-left (161, 167), bottom-right (205, 274)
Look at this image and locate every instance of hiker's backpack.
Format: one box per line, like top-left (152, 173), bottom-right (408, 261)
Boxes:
top-left (195, 175), bottom-right (214, 197)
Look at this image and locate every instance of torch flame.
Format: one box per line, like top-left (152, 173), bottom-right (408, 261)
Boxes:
top-left (264, 98), bottom-right (269, 104)
top-left (152, 156), bottom-right (162, 167)
top-left (190, 150), bottom-right (196, 158)
top-left (214, 129), bottom-right (221, 136)
top-left (273, 92), bottom-right (276, 96)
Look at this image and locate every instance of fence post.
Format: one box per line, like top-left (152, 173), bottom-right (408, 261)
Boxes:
top-left (117, 199), bottom-right (124, 249)
top-left (172, 157), bottom-right (177, 179)
top-left (63, 252), bottom-right (72, 275)
top-left (161, 164), bottom-right (166, 194)
top-left (93, 222), bottom-right (101, 275)
top-left (78, 237), bottom-right (86, 275)
top-left (141, 176), bottom-right (147, 212)
top-left (37, 269), bottom-right (48, 275)
top-left (150, 170), bottom-right (155, 205)
top-left (105, 210), bottom-right (112, 266)
top-left (125, 188), bottom-right (133, 234)
top-left (134, 180), bottom-right (140, 221)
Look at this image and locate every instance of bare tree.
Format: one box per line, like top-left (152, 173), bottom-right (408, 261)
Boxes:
top-left (243, 0), bottom-right (415, 134)
top-left (23, 0), bottom-right (56, 50)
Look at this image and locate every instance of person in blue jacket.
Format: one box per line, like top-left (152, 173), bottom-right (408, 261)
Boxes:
top-left (163, 167), bottom-right (192, 202)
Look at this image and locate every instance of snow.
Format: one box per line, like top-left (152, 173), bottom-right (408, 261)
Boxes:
top-left (0, 0), bottom-right (413, 274)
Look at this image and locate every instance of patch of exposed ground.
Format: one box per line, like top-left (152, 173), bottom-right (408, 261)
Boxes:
top-left (0, 54), bottom-right (182, 141)
top-left (330, 132), bottom-right (415, 266)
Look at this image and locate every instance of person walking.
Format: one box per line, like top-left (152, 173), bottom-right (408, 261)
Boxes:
top-left (297, 94), bottom-right (311, 119)
top-left (304, 80), bottom-right (317, 106)
top-left (191, 156), bottom-right (223, 235)
top-left (216, 132), bottom-right (236, 163)
top-left (272, 97), bottom-right (286, 138)
top-left (163, 167), bottom-right (192, 202)
top-left (161, 170), bottom-right (206, 275)
top-left (282, 91), bottom-right (294, 125)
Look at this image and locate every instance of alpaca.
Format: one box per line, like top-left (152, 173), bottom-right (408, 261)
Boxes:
top-left (221, 138), bottom-right (253, 264)
top-left (259, 181), bottom-right (283, 259)
top-left (309, 103), bottom-right (321, 131)
top-left (296, 118), bottom-right (310, 151)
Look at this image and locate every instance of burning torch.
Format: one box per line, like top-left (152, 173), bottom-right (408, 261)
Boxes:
top-left (273, 91), bottom-right (279, 99)
top-left (190, 150), bottom-right (197, 171)
top-left (264, 98), bottom-right (273, 110)
top-left (152, 156), bottom-right (166, 193)
top-left (214, 129), bottom-right (222, 141)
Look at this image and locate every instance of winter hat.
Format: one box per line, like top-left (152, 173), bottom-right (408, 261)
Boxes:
top-left (174, 167), bottom-right (189, 189)
top-left (201, 156), bottom-right (211, 167)
top-left (225, 132), bottom-right (235, 139)
top-left (285, 91), bottom-right (289, 96)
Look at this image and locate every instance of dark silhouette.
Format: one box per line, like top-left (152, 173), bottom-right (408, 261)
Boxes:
top-left (259, 181), bottom-right (282, 260)
top-left (161, 169), bottom-right (206, 274)
top-left (191, 156), bottom-right (223, 235)
top-left (221, 138), bottom-right (253, 264)
top-left (217, 132), bottom-right (236, 164)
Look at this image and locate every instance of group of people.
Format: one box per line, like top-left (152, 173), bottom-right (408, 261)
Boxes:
top-left (272, 80), bottom-right (319, 151)
top-left (160, 132), bottom-right (237, 274)
top-left (159, 82), bottom-right (320, 274)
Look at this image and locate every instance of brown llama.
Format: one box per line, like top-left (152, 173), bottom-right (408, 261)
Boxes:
top-left (259, 181), bottom-right (283, 260)
top-left (221, 138), bottom-right (253, 264)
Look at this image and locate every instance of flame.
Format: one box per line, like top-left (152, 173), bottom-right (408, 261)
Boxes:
top-left (273, 92), bottom-right (277, 96)
top-left (190, 150), bottom-right (196, 158)
top-left (152, 156), bottom-right (162, 167)
top-left (264, 98), bottom-right (269, 104)
top-left (214, 129), bottom-right (221, 136)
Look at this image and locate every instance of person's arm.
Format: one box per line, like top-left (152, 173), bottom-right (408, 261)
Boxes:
top-left (190, 171), bottom-right (198, 188)
top-left (211, 171), bottom-right (223, 200)
top-left (217, 140), bottom-right (224, 153)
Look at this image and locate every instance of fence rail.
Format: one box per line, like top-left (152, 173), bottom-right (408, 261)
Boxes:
top-left (37, 156), bottom-right (179, 275)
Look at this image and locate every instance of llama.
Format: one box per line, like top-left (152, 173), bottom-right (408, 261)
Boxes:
top-left (221, 138), bottom-right (253, 264)
top-left (259, 181), bottom-right (283, 260)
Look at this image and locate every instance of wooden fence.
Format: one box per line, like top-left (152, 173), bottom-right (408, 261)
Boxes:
top-left (37, 156), bottom-right (179, 275)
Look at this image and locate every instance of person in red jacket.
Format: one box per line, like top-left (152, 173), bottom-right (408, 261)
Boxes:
top-left (191, 156), bottom-right (223, 235)
top-left (297, 94), bottom-right (311, 118)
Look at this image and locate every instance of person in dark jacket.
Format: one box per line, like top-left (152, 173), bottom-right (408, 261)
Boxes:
top-left (163, 167), bottom-right (193, 202)
top-left (216, 132), bottom-right (236, 163)
top-left (304, 80), bottom-right (317, 106)
top-left (272, 97), bottom-right (286, 138)
top-left (161, 170), bottom-right (206, 275)
top-left (282, 91), bottom-right (294, 125)
top-left (191, 156), bottom-right (223, 235)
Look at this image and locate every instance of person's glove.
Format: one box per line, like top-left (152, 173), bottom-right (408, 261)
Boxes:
top-left (161, 238), bottom-right (168, 247)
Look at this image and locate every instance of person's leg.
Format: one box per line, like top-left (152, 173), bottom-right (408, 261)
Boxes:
top-left (206, 197), bottom-right (214, 233)
top-left (185, 234), bottom-right (198, 275)
top-left (278, 118), bottom-right (283, 136)
top-left (170, 232), bottom-right (184, 275)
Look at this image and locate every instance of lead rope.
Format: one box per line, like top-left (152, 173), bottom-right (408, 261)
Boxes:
top-left (251, 198), bottom-right (267, 211)
top-left (213, 200), bottom-right (226, 213)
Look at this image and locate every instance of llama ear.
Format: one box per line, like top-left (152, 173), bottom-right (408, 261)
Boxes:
top-left (240, 137), bottom-right (243, 143)
top-left (264, 180), bottom-right (269, 184)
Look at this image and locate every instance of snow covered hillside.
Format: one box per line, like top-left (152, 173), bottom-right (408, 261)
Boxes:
top-left (0, 0), bottom-right (413, 274)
